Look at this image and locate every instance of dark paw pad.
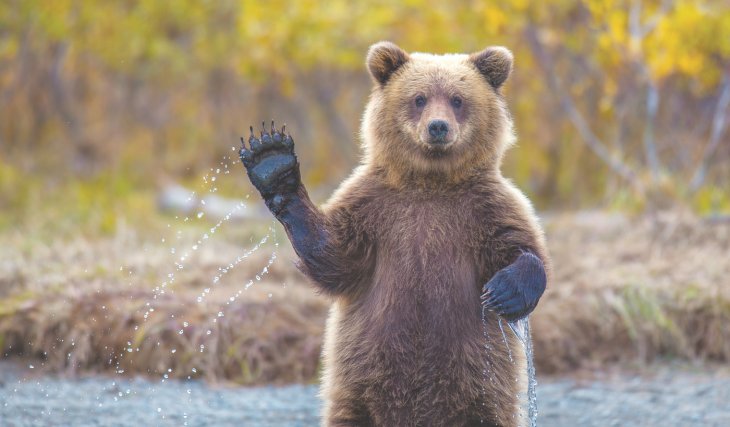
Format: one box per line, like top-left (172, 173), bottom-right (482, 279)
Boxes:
top-left (240, 121), bottom-right (300, 201)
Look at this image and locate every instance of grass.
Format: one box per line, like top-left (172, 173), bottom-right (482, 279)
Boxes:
top-left (0, 216), bottom-right (328, 385)
top-left (533, 210), bottom-right (730, 373)
top-left (1, 209), bottom-right (729, 384)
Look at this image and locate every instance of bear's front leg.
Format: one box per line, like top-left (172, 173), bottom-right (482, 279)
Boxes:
top-left (480, 251), bottom-right (547, 321)
top-left (239, 122), bottom-right (359, 295)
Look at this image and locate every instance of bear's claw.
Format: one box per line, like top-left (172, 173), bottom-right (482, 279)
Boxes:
top-left (241, 121), bottom-right (295, 159)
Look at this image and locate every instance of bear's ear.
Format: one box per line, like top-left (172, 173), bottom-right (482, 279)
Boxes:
top-left (366, 41), bottom-right (410, 87)
top-left (469, 46), bottom-right (513, 89)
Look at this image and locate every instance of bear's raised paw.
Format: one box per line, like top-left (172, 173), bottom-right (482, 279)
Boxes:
top-left (240, 121), bottom-right (301, 213)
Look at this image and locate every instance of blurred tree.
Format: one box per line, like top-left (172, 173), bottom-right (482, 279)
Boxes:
top-left (0, 0), bottom-right (728, 218)
top-left (519, 0), bottom-right (730, 206)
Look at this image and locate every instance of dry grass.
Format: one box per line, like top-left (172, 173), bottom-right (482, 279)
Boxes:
top-left (534, 211), bottom-right (730, 373)
top-left (1, 211), bottom-right (729, 383)
top-left (0, 220), bottom-right (328, 385)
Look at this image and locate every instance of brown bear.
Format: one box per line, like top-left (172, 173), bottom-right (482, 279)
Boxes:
top-left (239, 41), bottom-right (550, 427)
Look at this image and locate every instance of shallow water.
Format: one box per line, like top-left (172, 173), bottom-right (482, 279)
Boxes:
top-left (3, 361), bottom-right (730, 427)
top-left (0, 365), bottom-right (320, 427)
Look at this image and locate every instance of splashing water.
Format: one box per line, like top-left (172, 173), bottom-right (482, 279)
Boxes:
top-left (482, 307), bottom-right (538, 427)
top-left (110, 149), bottom-right (282, 393)
top-left (5, 148), bottom-right (289, 425)
top-left (508, 317), bottom-right (537, 427)
top-left (498, 318), bottom-right (514, 363)
top-left (479, 306), bottom-right (501, 424)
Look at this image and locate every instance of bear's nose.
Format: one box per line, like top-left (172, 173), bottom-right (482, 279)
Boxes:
top-left (428, 120), bottom-right (449, 143)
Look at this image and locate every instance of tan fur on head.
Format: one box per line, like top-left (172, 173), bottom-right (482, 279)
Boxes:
top-left (361, 42), bottom-right (516, 188)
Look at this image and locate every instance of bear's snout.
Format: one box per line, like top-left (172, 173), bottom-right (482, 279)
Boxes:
top-left (427, 120), bottom-right (449, 144)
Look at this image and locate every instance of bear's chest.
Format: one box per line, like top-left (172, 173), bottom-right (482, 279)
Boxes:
top-left (358, 192), bottom-right (485, 339)
top-left (368, 191), bottom-right (483, 281)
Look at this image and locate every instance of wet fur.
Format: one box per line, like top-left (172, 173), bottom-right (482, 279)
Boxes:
top-left (318, 169), bottom-right (548, 426)
top-left (241, 42), bottom-right (550, 426)
top-left (318, 45), bottom-right (549, 426)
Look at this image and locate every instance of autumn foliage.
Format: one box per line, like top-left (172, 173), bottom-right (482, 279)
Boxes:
top-left (1, 0), bottom-right (729, 226)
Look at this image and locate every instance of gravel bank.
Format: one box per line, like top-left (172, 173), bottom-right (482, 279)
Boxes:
top-left (1, 362), bottom-right (729, 426)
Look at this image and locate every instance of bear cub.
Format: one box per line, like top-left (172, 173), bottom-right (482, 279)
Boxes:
top-left (240, 41), bottom-right (550, 427)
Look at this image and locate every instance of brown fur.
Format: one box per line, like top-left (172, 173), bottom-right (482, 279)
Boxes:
top-left (303, 42), bottom-right (550, 426)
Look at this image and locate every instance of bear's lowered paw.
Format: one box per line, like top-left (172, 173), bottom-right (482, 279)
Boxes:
top-left (240, 121), bottom-right (300, 214)
top-left (481, 251), bottom-right (546, 322)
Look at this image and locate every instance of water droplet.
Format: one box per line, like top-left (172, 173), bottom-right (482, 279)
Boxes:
top-left (498, 318), bottom-right (514, 363)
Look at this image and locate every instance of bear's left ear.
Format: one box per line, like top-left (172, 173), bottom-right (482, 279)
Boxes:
top-left (469, 46), bottom-right (513, 89)
top-left (367, 41), bottom-right (410, 87)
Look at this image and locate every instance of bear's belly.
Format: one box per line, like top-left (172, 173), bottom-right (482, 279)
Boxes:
top-left (322, 251), bottom-right (522, 426)
top-left (324, 311), bottom-right (523, 426)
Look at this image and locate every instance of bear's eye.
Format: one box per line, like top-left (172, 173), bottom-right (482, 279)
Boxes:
top-left (415, 95), bottom-right (427, 108)
top-left (451, 96), bottom-right (462, 108)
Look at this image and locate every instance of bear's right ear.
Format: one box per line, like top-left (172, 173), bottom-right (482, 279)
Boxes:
top-left (469, 46), bottom-right (513, 89)
top-left (366, 41), bottom-right (410, 87)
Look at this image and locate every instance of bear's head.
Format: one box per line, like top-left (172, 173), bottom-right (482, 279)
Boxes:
top-left (361, 41), bottom-right (515, 184)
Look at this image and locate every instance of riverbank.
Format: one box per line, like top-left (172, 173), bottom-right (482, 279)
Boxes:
top-left (1, 211), bottom-right (729, 384)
